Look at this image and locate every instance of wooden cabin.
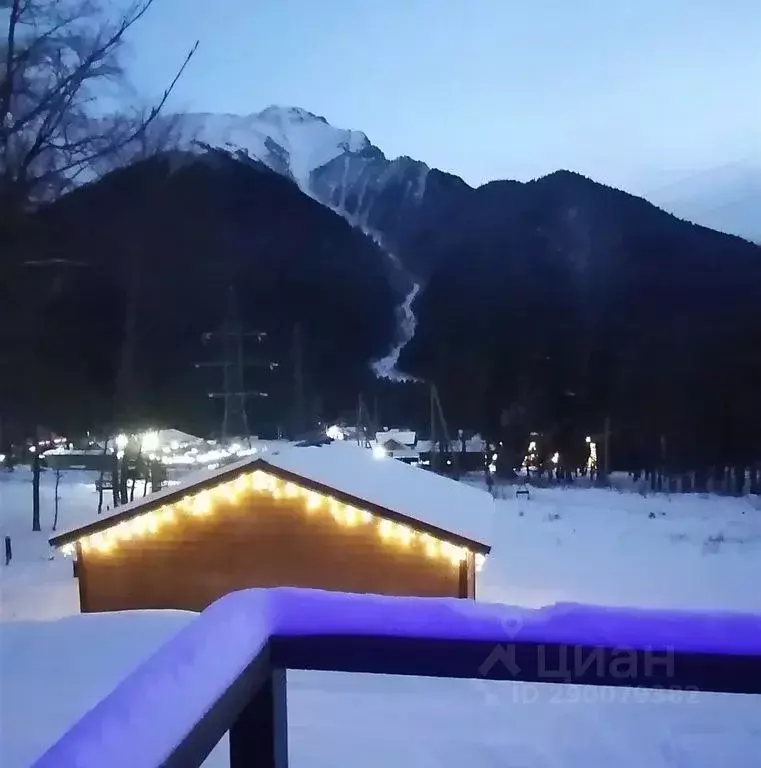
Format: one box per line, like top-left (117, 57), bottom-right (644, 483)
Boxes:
top-left (49, 442), bottom-right (493, 613)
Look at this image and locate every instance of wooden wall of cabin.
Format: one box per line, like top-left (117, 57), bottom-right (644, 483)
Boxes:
top-left (76, 492), bottom-right (471, 613)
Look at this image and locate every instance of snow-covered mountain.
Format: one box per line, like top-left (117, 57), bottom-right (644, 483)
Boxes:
top-left (174, 106), bottom-right (455, 379)
top-left (174, 106), bottom-right (465, 259)
top-left (178, 106), bottom-right (372, 191)
top-left (646, 162), bottom-right (761, 244)
top-left (177, 105), bottom-right (430, 217)
top-left (177, 107), bottom-right (761, 246)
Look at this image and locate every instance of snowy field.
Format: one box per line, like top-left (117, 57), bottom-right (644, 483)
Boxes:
top-left (1, 467), bottom-right (760, 766)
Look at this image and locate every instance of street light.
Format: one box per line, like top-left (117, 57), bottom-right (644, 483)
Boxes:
top-left (141, 431), bottom-right (160, 454)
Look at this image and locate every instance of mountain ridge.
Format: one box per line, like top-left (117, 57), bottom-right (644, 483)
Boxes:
top-left (170, 106), bottom-right (759, 245)
top-left (5, 109), bottom-right (760, 472)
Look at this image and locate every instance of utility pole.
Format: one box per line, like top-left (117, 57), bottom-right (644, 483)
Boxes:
top-left (429, 383), bottom-right (455, 476)
top-left (356, 395), bottom-right (375, 448)
top-left (429, 384), bottom-right (437, 472)
top-left (195, 287), bottom-right (275, 440)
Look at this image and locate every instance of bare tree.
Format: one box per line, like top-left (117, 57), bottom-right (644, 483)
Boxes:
top-left (0, 0), bottom-right (196, 460)
top-left (0, 0), bottom-right (197, 217)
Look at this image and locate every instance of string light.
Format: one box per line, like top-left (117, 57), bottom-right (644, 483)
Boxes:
top-left (395, 524), bottom-right (413, 546)
top-left (113, 522), bottom-right (133, 541)
top-left (57, 469), bottom-right (488, 571)
top-left (192, 492), bottom-right (212, 516)
top-left (251, 470), bottom-right (268, 492)
top-left (219, 481), bottom-right (240, 504)
top-left (132, 516), bottom-right (148, 535)
top-left (378, 519), bottom-right (394, 539)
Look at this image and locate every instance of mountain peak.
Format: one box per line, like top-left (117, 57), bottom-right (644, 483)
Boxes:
top-left (258, 105), bottom-right (328, 125)
top-left (177, 107), bottom-right (373, 190)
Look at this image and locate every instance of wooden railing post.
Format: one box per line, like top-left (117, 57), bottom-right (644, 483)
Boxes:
top-left (229, 668), bottom-right (289, 768)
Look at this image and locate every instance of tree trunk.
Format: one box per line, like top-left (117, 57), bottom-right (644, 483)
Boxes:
top-left (150, 460), bottom-right (162, 493)
top-left (119, 453), bottom-right (129, 505)
top-left (111, 453), bottom-right (120, 508)
top-left (52, 469), bottom-right (61, 530)
top-left (32, 453), bottom-right (41, 531)
top-left (750, 465), bottom-right (760, 495)
top-left (97, 436), bottom-right (110, 514)
top-left (733, 466), bottom-right (745, 497)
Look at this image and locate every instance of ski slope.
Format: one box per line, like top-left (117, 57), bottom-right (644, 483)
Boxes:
top-left (1, 467), bottom-right (760, 766)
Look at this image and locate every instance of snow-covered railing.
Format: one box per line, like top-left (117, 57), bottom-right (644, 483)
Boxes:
top-left (32, 588), bottom-right (761, 768)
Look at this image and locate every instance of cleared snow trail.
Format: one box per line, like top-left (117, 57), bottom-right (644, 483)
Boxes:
top-left (372, 276), bottom-right (420, 381)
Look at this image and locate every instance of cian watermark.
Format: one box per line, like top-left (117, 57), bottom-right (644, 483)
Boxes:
top-left (478, 643), bottom-right (676, 684)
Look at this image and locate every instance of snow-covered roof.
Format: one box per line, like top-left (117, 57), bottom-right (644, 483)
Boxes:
top-left (376, 430), bottom-right (416, 446)
top-left (263, 442), bottom-right (493, 547)
top-left (50, 454), bottom-right (262, 544)
top-left (380, 437), bottom-right (417, 453)
top-left (51, 442), bottom-right (492, 552)
top-left (157, 429), bottom-right (204, 447)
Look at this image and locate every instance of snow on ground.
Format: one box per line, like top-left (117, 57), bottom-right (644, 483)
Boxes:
top-left (1, 466), bottom-right (760, 766)
top-left (1, 612), bottom-right (197, 767)
top-left (476, 482), bottom-right (761, 613)
top-left (0, 470), bottom-right (102, 621)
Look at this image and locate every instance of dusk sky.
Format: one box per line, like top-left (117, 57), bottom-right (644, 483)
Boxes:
top-left (127, 0), bottom-right (761, 193)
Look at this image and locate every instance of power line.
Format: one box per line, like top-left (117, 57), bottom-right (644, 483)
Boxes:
top-left (194, 287), bottom-right (277, 439)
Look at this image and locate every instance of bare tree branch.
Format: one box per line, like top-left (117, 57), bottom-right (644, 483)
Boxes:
top-left (1, 0), bottom-right (197, 212)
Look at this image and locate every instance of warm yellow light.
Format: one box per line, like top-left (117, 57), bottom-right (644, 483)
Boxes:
top-left (233, 475), bottom-right (249, 494)
top-left (395, 524), bottom-right (413, 545)
top-left (145, 513), bottom-right (160, 534)
top-left (306, 492), bottom-right (322, 511)
top-left (66, 469), bottom-right (478, 565)
top-left (419, 534), bottom-right (438, 557)
top-left (92, 533), bottom-right (113, 553)
top-left (112, 522), bottom-right (132, 541)
top-left (328, 499), bottom-right (342, 519)
top-left (447, 546), bottom-right (467, 565)
top-left (251, 471), bottom-right (268, 491)
top-left (132, 516), bottom-right (148, 535)
top-left (192, 492), bottom-right (212, 516)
